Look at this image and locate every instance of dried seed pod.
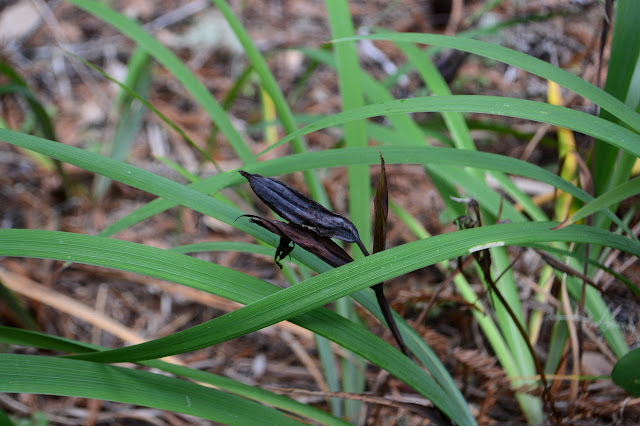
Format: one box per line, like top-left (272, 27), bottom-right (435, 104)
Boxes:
top-left (239, 171), bottom-right (364, 250)
top-left (241, 215), bottom-right (352, 268)
top-left (240, 157), bottom-right (410, 358)
top-left (240, 215), bottom-right (295, 268)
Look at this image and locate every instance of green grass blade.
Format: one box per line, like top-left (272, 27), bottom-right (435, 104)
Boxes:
top-left (327, 1), bottom-right (371, 250)
top-left (326, 2), bottom-right (369, 419)
top-left (314, 334), bottom-right (343, 417)
top-left (23, 223), bottom-right (633, 366)
top-left (334, 32), bottom-right (640, 134)
top-left (211, 0), bottom-right (328, 205)
top-left (0, 354), bottom-right (305, 425)
top-left (93, 48), bottom-right (151, 199)
top-left (1, 129), bottom-right (622, 238)
top-left (593, 0), bottom-right (640, 196)
top-left (188, 239), bottom-right (640, 357)
top-left (170, 241), bottom-right (271, 254)
top-left (112, 47), bottom-right (152, 109)
top-left (0, 408), bottom-right (13, 426)
top-left (354, 290), bottom-right (469, 410)
top-left (0, 64), bottom-right (70, 192)
top-left (400, 42), bottom-right (476, 151)
top-left (260, 96), bottom-right (640, 158)
top-left (0, 326), bottom-right (349, 426)
top-left (488, 248), bottom-right (542, 423)
top-left (564, 177), bottom-right (640, 227)
top-left (0, 128), bottom-right (277, 251)
top-left (489, 249), bottom-right (529, 358)
top-left (0, 280), bottom-right (38, 330)
top-left (66, 0), bottom-right (254, 164)
top-left (0, 63), bottom-right (55, 140)
top-left (0, 229), bottom-right (472, 424)
top-left (4, 223), bottom-right (636, 422)
top-left (67, 50), bottom-right (216, 164)
top-left (156, 155), bottom-right (200, 182)
top-left (3, 130), bottom-right (630, 422)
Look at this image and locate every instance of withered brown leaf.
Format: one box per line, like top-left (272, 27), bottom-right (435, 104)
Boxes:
top-left (371, 153), bottom-right (410, 357)
top-left (373, 152), bottom-right (388, 255)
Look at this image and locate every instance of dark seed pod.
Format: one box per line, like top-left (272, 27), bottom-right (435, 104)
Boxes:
top-left (242, 215), bottom-right (353, 269)
top-left (239, 157), bottom-right (410, 358)
top-left (239, 170), bottom-right (364, 248)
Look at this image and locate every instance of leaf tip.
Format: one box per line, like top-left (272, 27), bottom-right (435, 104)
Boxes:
top-left (550, 218), bottom-right (571, 230)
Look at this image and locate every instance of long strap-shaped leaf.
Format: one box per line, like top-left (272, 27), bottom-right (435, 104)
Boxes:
top-left (65, 0), bottom-right (254, 164)
top-left (0, 129), bottom-right (630, 422)
top-left (335, 33), bottom-right (640, 134)
top-left (561, 177), bottom-right (640, 227)
top-left (0, 127), bottom-right (620, 239)
top-left (47, 223), bottom-right (637, 366)
top-left (210, 0), bottom-right (328, 205)
top-left (0, 353), bottom-right (306, 425)
top-left (0, 229), bottom-right (469, 424)
top-left (260, 96), bottom-right (640, 158)
top-left (1, 129), bottom-right (631, 330)
top-left (0, 326), bottom-right (349, 426)
top-left (2, 224), bottom-right (636, 422)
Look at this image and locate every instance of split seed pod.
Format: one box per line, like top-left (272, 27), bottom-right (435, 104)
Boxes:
top-left (239, 170), bottom-right (366, 253)
top-left (242, 215), bottom-right (353, 269)
top-left (240, 158), bottom-right (410, 357)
